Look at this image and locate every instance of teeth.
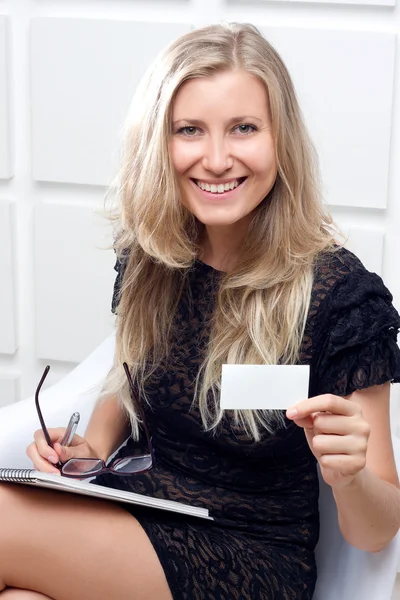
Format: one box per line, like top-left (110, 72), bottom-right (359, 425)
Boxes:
top-left (195, 179), bottom-right (242, 193)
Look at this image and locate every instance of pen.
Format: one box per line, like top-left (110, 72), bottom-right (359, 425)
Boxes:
top-left (60, 412), bottom-right (80, 447)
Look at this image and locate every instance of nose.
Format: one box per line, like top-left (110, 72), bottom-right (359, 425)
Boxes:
top-left (201, 135), bottom-right (233, 174)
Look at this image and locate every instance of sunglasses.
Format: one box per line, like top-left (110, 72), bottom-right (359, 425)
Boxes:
top-left (35, 362), bottom-right (154, 479)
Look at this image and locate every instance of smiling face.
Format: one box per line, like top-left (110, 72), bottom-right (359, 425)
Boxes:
top-left (169, 70), bottom-right (277, 234)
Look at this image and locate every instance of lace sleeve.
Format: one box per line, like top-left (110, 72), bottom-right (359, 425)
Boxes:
top-left (312, 268), bottom-right (400, 397)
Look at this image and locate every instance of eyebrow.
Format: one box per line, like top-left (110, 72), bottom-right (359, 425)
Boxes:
top-left (172, 116), bottom-right (264, 127)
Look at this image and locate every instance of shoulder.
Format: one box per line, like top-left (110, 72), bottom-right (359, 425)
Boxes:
top-left (311, 245), bottom-right (394, 316)
top-left (308, 244), bottom-right (400, 365)
top-left (314, 245), bottom-right (372, 288)
top-left (308, 247), bottom-right (400, 396)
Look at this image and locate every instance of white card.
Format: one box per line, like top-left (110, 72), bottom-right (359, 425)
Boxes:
top-left (220, 364), bottom-right (310, 410)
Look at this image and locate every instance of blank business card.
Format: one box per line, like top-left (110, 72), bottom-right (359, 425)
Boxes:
top-left (220, 364), bottom-right (310, 410)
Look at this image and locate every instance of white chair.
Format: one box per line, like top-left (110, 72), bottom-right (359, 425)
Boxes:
top-left (0, 334), bottom-right (399, 600)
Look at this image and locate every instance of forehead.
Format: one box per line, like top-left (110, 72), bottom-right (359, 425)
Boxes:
top-left (172, 70), bottom-right (270, 120)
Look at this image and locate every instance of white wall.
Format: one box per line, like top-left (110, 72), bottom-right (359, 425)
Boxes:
top-left (0, 0), bottom-right (399, 434)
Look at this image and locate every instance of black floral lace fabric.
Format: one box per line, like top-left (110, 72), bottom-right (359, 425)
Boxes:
top-left (95, 247), bottom-right (400, 600)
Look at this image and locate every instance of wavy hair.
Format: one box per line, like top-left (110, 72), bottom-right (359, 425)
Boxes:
top-left (99, 22), bottom-right (338, 441)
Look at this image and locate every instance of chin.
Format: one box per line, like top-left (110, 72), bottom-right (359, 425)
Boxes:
top-left (191, 208), bottom-right (247, 228)
top-left (197, 217), bottom-right (243, 228)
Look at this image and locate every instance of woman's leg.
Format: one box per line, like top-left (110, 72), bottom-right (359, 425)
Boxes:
top-left (1, 591), bottom-right (52, 599)
top-left (0, 483), bottom-right (173, 600)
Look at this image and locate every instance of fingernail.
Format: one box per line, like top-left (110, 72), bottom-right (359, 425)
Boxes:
top-left (48, 455), bottom-right (58, 464)
top-left (286, 408), bottom-right (298, 417)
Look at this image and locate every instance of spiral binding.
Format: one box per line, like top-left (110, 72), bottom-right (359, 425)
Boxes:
top-left (0, 468), bottom-right (33, 482)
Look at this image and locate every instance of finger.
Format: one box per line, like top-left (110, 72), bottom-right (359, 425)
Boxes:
top-left (287, 394), bottom-right (358, 419)
top-left (54, 439), bottom-right (94, 463)
top-left (312, 414), bottom-right (357, 435)
top-left (318, 453), bottom-right (367, 474)
top-left (26, 442), bottom-right (61, 474)
top-left (33, 428), bottom-right (64, 463)
top-left (312, 434), bottom-right (368, 456)
top-left (290, 410), bottom-right (321, 430)
top-left (59, 433), bottom-right (87, 447)
top-left (33, 427), bottom-right (69, 444)
top-left (290, 415), bottom-right (315, 430)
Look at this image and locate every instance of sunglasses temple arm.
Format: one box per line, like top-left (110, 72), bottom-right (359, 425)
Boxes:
top-left (35, 366), bottom-right (63, 471)
top-left (130, 389), bottom-right (155, 462)
top-left (139, 416), bottom-right (155, 462)
top-left (122, 363), bottom-right (155, 462)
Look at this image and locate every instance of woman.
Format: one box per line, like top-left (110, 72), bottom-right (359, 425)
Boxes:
top-left (1, 22), bottom-right (400, 600)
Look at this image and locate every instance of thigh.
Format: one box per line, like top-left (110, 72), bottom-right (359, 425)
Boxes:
top-left (0, 591), bottom-right (52, 599)
top-left (0, 483), bottom-right (173, 600)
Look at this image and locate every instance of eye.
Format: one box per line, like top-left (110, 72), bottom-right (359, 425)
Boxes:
top-left (235, 124), bottom-right (258, 135)
top-left (176, 126), bottom-right (199, 136)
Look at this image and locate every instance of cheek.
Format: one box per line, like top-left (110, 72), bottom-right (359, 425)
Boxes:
top-left (250, 149), bottom-right (276, 179)
top-left (240, 136), bottom-right (276, 178)
top-left (169, 140), bottom-right (196, 175)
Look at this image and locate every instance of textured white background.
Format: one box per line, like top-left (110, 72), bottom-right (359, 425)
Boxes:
top-left (0, 0), bottom-right (400, 450)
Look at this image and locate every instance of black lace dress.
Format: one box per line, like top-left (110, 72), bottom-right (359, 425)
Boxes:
top-left (94, 247), bottom-right (400, 600)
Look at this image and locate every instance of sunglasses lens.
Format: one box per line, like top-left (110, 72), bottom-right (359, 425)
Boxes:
top-left (62, 458), bottom-right (104, 476)
top-left (111, 455), bottom-right (153, 474)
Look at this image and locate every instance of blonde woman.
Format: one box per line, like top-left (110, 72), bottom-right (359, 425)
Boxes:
top-left (1, 22), bottom-right (400, 600)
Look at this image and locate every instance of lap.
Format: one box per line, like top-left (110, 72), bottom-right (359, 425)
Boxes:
top-left (0, 483), bottom-right (173, 600)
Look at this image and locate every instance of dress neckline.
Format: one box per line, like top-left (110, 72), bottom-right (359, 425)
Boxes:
top-left (194, 258), bottom-right (226, 274)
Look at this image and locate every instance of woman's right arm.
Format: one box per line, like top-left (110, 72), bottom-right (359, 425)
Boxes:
top-left (27, 394), bottom-right (130, 473)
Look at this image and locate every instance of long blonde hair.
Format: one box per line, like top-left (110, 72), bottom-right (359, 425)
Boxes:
top-left (100, 22), bottom-right (338, 441)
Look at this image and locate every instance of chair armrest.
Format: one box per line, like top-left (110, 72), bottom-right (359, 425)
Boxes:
top-left (0, 334), bottom-right (116, 468)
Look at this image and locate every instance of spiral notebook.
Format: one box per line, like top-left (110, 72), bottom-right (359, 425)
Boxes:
top-left (0, 468), bottom-right (212, 520)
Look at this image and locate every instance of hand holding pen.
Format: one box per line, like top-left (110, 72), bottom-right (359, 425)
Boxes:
top-left (45, 412), bottom-right (80, 471)
top-left (27, 412), bottom-right (84, 474)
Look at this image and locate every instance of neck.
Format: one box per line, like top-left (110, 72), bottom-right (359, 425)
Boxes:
top-left (200, 220), bottom-right (249, 271)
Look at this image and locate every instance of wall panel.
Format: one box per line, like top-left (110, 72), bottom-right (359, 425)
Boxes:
top-left (345, 228), bottom-right (384, 276)
top-left (229, 0), bottom-right (395, 7)
top-left (0, 201), bottom-right (17, 354)
top-left (30, 18), bottom-right (191, 186)
top-left (260, 27), bottom-right (395, 210)
top-left (0, 374), bottom-right (19, 406)
top-left (0, 16), bottom-right (12, 179)
top-left (34, 202), bottom-right (115, 362)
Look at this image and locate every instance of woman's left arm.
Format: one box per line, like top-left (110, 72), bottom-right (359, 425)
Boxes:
top-left (287, 382), bottom-right (400, 553)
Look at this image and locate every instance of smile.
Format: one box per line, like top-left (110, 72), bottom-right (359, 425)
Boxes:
top-left (193, 177), bottom-right (247, 194)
